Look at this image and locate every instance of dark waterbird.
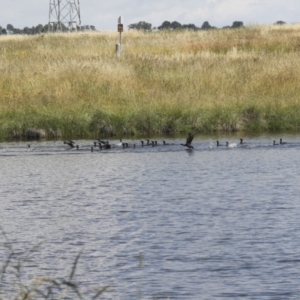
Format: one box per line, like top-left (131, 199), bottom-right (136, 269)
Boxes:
top-left (273, 140), bottom-right (279, 146)
top-left (216, 141), bottom-right (224, 147)
top-left (96, 142), bottom-right (110, 149)
top-left (64, 140), bottom-right (76, 148)
top-left (102, 143), bottom-right (111, 149)
top-left (96, 139), bottom-right (111, 149)
top-left (141, 140), bottom-right (152, 146)
top-left (122, 142), bottom-right (135, 148)
top-left (181, 134), bottom-right (194, 149)
top-left (97, 139), bottom-right (109, 145)
top-left (280, 138), bottom-right (287, 145)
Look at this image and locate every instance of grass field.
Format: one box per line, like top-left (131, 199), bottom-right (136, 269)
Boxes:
top-left (1, 24), bottom-right (300, 139)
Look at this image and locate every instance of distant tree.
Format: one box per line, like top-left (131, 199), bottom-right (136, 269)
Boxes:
top-left (6, 24), bottom-right (14, 34)
top-left (158, 21), bottom-right (199, 31)
top-left (23, 27), bottom-right (32, 35)
top-left (13, 28), bottom-right (23, 34)
top-left (61, 23), bottom-right (68, 32)
top-left (275, 20), bottom-right (286, 25)
top-left (35, 24), bottom-right (43, 34)
top-left (232, 21), bottom-right (244, 28)
top-left (182, 23), bottom-right (198, 30)
top-left (128, 21), bottom-right (152, 31)
top-left (201, 21), bottom-right (212, 30)
top-left (0, 22), bottom-right (95, 35)
top-left (78, 25), bottom-right (96, 31)
top-left (42, 24), bottom-right (50, 32)
top-left (158, 21), bottom-right (171, 30)
top-left (171, 21), bottom-right (182, 29)
top-left (31, 26), bottom-right (37, 35)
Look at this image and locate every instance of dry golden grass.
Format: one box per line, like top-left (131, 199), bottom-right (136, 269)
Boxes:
top-left (1, 24), bottom-right (300, 138)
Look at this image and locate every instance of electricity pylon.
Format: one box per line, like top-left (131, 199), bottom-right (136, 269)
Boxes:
top-left (48, 0), bottom-right (81, 32)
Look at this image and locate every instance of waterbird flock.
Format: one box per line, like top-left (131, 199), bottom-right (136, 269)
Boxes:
top-left (0, 136), bottom-right (293, 154)
top-left (60, 134), bottom-right (195, 152)
top-left (63, 135), bottom-right (289, 152)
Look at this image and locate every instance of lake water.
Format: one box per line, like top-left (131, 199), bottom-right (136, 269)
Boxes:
top-left (1, 134), bottom-right (300, 299)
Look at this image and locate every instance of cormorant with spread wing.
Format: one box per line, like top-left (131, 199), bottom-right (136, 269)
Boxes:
top-left (64, 140), bottom-right (76, 148)
top-left (181, 133), bottom-right (194, 149)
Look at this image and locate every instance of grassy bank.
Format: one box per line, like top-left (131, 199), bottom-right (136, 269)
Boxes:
top-left (1, 24), bottom-right (300, 139)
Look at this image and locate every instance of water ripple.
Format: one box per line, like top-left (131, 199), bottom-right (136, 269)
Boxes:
top-left (1, 135), bottom-right (300, 299)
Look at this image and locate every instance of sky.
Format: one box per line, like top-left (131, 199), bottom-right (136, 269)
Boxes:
top-left (0, 0), bottom-right (299, 30)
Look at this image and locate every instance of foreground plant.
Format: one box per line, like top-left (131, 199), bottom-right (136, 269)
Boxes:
top-left (0, 227), bottom-right (108, 300)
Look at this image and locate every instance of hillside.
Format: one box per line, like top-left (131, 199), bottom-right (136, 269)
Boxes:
top-left (1, 24), bottom-right (300, 139)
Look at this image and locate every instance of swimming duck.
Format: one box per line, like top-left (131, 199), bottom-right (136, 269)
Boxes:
top-left (273, 140), bottom-right (278, 146)
top-left (216, 141), bottom-right (224, 147)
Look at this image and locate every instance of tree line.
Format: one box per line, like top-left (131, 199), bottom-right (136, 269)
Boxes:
top-left (128, 20), bottom-right (287, 31)
top-left (0, 23), bottom-right (96, 35)
top-left (0, 20), bottom-right (287, 35)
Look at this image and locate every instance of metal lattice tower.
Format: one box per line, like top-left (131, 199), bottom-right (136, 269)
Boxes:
top-left (48, 0), bottom-right (81, 32)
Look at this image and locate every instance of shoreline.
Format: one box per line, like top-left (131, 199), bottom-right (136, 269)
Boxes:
top-left (1, 129), bottom-right (300, 144)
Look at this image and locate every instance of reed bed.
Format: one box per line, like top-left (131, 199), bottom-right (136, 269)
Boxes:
top-left (1, 24), bottom-right (300, 139)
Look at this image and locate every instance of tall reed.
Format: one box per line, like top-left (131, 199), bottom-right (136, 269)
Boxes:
top-left (1, 24), bottom-right (300, 139)
top-left (0, 226), bottom-right (109, 299)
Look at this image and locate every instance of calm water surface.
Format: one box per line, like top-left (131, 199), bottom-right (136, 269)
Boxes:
top-left (1, 134), bottom-right (300, 299)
